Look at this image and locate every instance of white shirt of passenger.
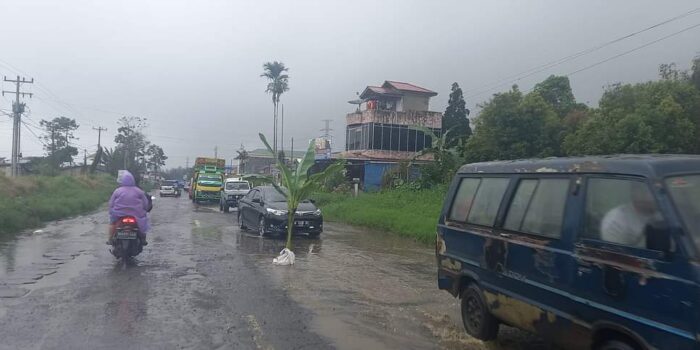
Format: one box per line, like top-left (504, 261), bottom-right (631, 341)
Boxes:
top-left (600, 204), bottom-right (656, 248)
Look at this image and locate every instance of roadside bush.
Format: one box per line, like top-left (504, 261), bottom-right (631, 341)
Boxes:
top-left (311, 185), bottom-right (447, 244)
top-left (0, 174), bottom-right (116, 235)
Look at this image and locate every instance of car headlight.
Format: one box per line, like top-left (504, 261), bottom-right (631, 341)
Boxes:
top-left (266, 208), bottom-right (288, 216)
top-left (314, 209), bottom-right (322, 216)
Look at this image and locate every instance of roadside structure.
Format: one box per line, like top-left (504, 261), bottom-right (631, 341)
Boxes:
top-left (241, 149), bottom-right (307, 175)
top-left (337, 80), bottom-right (443, 190)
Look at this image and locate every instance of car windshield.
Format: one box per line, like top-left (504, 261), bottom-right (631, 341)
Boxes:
top-left (665, 175), bottom-right (700, 249)
top-left (226, 182), bottom-right (250, 190)
top-left (197, 176), bottom-right (221, 186)
top-left (265, 188), bottom-right (287, 202)
top-left (162, 181), bottom-right (177, 187)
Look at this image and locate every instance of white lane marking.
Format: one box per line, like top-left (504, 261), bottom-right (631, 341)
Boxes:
top-left (194, 220), bottom-right (200, 227)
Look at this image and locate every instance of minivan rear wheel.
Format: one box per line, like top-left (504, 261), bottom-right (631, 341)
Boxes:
top-left (461, 284), bottom-right (499, 341)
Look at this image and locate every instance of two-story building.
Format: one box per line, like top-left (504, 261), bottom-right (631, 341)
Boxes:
top-left (338, 80), bottom-right (443, 190)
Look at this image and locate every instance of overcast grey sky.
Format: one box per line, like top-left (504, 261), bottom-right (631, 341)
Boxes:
top-left (1, 0), bottom-right (698, 168)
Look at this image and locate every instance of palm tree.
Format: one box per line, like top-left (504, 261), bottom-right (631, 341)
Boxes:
top-left (261, 61), bottom-right (290, 158)
top-left (259, 133), bottom-right (344, 251)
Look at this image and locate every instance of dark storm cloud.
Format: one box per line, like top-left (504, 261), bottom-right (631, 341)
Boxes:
top-left (1, 0), bottom-right (698, 166)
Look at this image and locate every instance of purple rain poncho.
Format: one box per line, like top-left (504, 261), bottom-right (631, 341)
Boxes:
top-left (108, 170), bottom-right (150, 234)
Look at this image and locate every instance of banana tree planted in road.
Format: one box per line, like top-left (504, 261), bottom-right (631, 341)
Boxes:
top-left (259, 133), bottom-right (344, 256)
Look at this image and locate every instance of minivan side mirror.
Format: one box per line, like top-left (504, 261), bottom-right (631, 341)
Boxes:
top-left (645, 220), bottom-right (672, 256)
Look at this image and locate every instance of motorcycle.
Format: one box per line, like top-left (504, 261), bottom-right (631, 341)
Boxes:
top-left (110, 216), bottom-right (144, 259)
top-left (110, 195), bottom-right (153, 260)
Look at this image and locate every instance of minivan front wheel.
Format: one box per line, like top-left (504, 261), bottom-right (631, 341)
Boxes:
top-left (461, 284), bottom-right (499, 341)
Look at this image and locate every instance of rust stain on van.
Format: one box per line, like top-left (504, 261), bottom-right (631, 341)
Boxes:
top-left (436, 234), bottom-right (446, 255)
top-left (483, 238), bottom-right (507, 272)
top-left (575, 245), bottom-right (650, 270)
top-left (570, 161), bottom-right (603, 172)
top-left (484, 291), bottom-right (556, 333)
top-left (440, 257), bottom-right (462, 272)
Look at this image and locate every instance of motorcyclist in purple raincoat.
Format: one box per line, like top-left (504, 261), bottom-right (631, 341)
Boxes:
top-left (107, 170), bottom-right (151, 245)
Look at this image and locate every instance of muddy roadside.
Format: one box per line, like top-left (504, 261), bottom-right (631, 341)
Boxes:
top-left (231, 221), bottom-right (555, 350)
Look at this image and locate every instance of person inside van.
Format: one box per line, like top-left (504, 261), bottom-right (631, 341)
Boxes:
top-left (600, 187), bottom-right (661, 248)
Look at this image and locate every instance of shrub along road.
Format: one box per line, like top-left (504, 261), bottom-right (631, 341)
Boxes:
top-left (0, 174), bottom-right (116, 235)
top-left (0, 195), bottom-right (548, 349)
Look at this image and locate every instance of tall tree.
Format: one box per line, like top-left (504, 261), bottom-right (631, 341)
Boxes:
top-left (564, 80), bottom-right (700, 155)
top-left (40, 116), bottom-right (79, 169)
top-left (463, 85), bottom-right (562, 163)
top-left (691, 56), bottom-right (700, 91)
top-left (442, 82), bottom-right (471, 148)
top-left (146, 144), bottom-right (167, 177)
top-left (533, 75), bottom-right (577, 117)
top-left (261, 61), bottom-right (289, 157)
top-left (235, 146), bottom-right (250, 174)
top-left (114, 116), bottom-right (150, 181)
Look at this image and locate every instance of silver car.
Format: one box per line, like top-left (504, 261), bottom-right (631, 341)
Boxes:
top-left (220, 179), bottom-right (251, 212)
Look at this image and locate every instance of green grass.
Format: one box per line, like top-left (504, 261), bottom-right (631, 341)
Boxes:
top-left (311, 187), bottom-right (447, 244)
top-left (0, 174), bottom-right (117, 235)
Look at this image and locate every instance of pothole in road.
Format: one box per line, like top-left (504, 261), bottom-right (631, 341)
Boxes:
top-left (0, 287), bottom-right (30, 298)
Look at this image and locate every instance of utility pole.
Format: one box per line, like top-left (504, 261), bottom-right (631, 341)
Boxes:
top-left (185, 156), bottom-right (189, 169)
top-left (280, 104), bottom-right (284, 160)
top-left (83, 148), bottom-right (87, 173)
top-left (214, 146), bottom-right (218, 159)
top-left (92, 126), bottom-right (107, 149)
top-left (290, 137), bottom-right (294, 164)
top-left (321, 119), bottom-right (333, 139)
top-left (2, 76), bottom-right (34, 177)
top-left (321, 119), bottom-right (333, 153)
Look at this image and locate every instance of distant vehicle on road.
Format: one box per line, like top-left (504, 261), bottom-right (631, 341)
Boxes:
top-left (238, 186), bottom-right (322, 238)
top-left (190, 157), bottom-right (225, 203)
top-left (220, 178), bottom-right (251, 212)
top-left (437, 155), bottom-right (700, 350)
top-left (159, 180), bottom-right (180, 197)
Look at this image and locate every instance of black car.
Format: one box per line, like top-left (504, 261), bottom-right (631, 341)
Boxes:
top-left (237, 186), bottom-right (323, 238)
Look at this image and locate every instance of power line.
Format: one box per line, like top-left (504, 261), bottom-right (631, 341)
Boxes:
top-left (463, 7), bottom-right (700, 99)
top-left (565, 22), bottom-right (700, 77)
top-left (21, 121), bottom-right (47, 148)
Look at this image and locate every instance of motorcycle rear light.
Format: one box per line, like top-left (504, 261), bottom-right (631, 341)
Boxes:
top-left (121, 217), bottom-right (136, 224)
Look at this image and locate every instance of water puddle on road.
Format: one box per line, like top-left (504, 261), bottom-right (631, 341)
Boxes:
top-left (231, 222), bottom-right (552, 350)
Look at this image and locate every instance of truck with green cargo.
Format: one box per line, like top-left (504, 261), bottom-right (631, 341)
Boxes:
top-left (189, 157), bottom-right (225, 203)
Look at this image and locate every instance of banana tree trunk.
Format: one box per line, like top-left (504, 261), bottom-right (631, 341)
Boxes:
top-left (286, 207), bottom-right (297, 249)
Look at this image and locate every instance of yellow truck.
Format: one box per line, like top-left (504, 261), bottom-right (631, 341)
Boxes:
top-left (189, 157), bottom-right (225, 203)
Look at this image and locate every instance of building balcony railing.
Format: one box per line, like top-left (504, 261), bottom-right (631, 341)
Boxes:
top-left (346, 109), bottom-right (442, 129)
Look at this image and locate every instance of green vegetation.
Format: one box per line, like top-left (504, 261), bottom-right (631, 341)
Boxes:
top-left (0, 174), bottom-right (116, 235)
top-left (260, 133), bottom-right (343, 250)
top-left (312, 187), bottom-right (446, 244)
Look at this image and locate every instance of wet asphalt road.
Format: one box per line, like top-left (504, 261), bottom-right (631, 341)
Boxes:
top-left (0, 195), bottom-right (550, 350)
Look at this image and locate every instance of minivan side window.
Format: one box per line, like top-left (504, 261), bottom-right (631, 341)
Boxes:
top-left (448, 178), bottom-right (481, 222)
top-left (467, 178), bottom-right (510, 226)
top-left (504, 178), bottom-right (570, 238)
top-left (583, 178), bottom-right (662, 249)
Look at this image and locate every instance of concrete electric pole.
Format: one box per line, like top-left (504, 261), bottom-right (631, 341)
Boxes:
top-left (2, 76), bottom-right (34, 177)
top-left (93, 126), bottom-right (107, 149)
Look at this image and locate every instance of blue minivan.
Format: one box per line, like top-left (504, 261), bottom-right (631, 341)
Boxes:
top-left (437, 155), bottom-right (700, 350)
